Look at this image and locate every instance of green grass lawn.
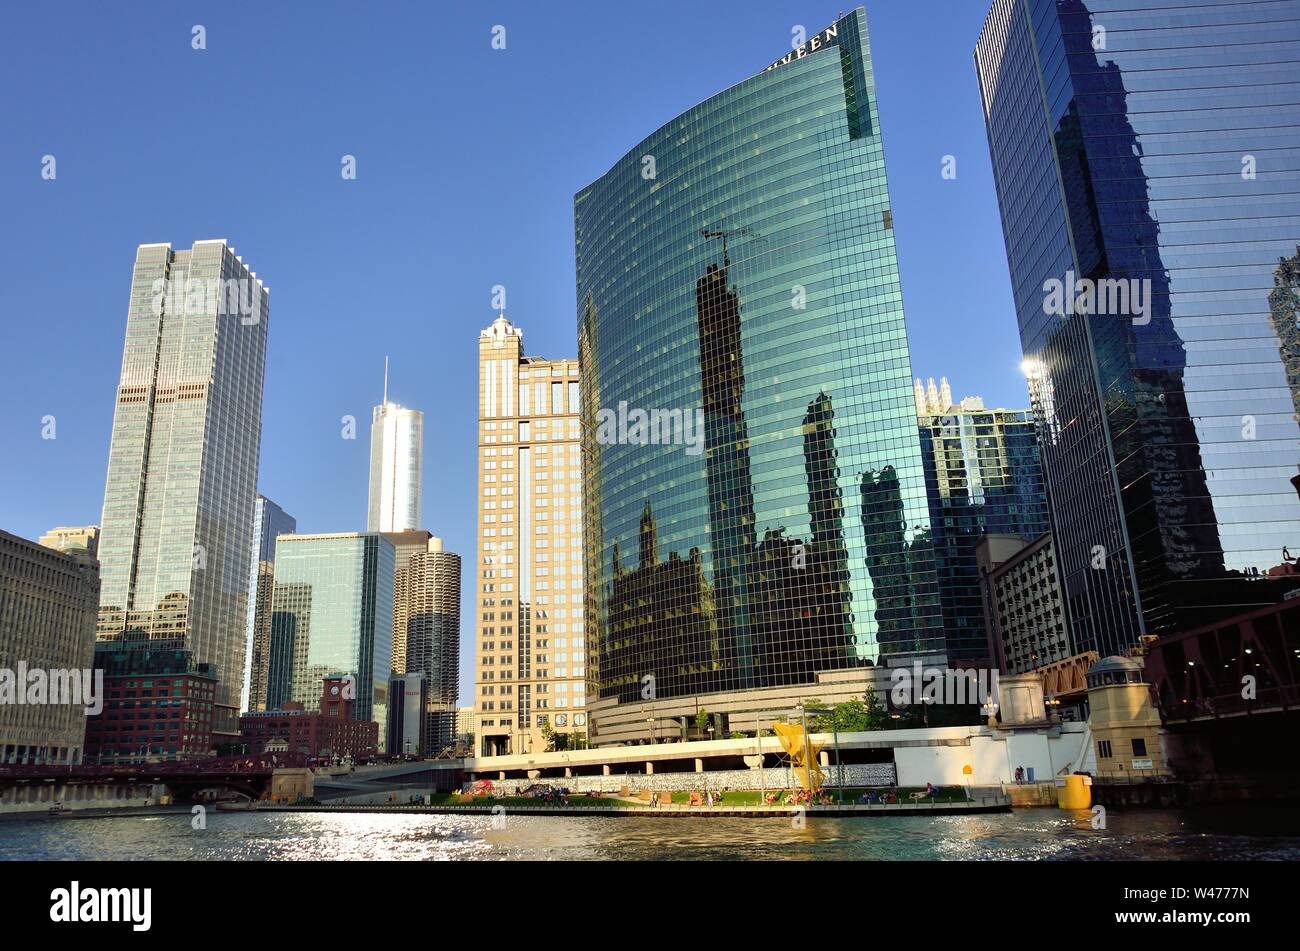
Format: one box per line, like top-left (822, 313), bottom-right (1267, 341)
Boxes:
top-left (639, 786), bottom-right (973, 806)
top-left (398, 786), bottom-right (972, 809)
top-left (424, 794), bottom-right (629, 808)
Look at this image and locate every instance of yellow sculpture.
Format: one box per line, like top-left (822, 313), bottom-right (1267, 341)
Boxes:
top-left (774, 723), bottom-right (825, 793)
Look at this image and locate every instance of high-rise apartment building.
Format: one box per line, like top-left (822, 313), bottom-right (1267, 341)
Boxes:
top-left (575, 8), bottom-right (941, 745)
top-left (975, 0), bottom-right (1300, 655)
top-left (38, 526), bottom-right (100, 559)
top-left (96, 240), bottom-right (269, 733)
top-left (976, 532), bottom-right (1068, 674)
top-left (0, 530), bottom-right (100, 765)
top-left (243, 495), bottom-right (296, 712)
top-left (267, 532), bottom-right (394, 749)
top-left (475, 315), bottom-right (585, 756)
top-left (386, 529), bottom-right (433, 675)
top-left (389, 533), bottom-right (461, 752)
top-left (368, 367), bottom-right (424, 534)
top-left (915, 379), bottom-right (1051, 665)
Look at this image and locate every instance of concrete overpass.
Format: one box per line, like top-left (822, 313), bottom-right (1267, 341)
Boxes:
top-left (403, 720), bottom-right (1091, 794)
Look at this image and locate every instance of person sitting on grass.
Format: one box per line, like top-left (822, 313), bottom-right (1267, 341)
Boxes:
top-left (925, 782), bottom-right (941, 799)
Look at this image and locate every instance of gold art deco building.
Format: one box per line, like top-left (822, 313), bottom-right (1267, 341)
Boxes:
top-left (475, 316), bottom-right (585, 756)
top-left (96, 240), bottom-right (269, 733)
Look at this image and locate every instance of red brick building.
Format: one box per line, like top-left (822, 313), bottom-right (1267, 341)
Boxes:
top-left (85, 646), bottom-right (218, 764)
top-left (238, 677), bottom-right (378, 762)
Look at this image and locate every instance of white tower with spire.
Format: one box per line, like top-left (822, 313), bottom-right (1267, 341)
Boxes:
top-left (368, 358), bottom-right (424, 532)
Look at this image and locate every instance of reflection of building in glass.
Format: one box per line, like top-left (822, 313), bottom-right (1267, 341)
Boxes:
top-left (96, 240), bottom-right (269, 736)
top-left (975, 0), bottom-right (1300, 656)
top-left (916, 382), bottom-right (1050, 665)
top-left (474, 316), bottom-right (585, 757)
top-left (244, 495), bottom-right (296, 713)
top-left (696, 253), bottom-right (757, 687)
top-left (860, 466), bottom-right (926, 654)
top-left (1268, 247), bottom-right (1300, 428)
top-left (606, 506), bottom-right (718, 703)
top-left (577, 9), bottom-right (941, 745)
top-left (750, 393), bottom-right (856, 686)
top-left (268, 533), bottom-right (393, 751)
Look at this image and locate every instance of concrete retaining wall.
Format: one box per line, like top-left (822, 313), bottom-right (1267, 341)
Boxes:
top-left (0, 781), bottom-right (165, 814)
top-left (469, 762), bottom-right (896, 795)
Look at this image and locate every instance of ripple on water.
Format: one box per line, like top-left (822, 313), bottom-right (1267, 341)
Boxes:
top-left (1, 806), bottom-right (1298, 861)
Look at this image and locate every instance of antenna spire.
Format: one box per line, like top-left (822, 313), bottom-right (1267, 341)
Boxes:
top-left (383, 356), bottom-right (389, 404)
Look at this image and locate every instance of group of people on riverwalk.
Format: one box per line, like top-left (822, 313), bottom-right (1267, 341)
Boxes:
top-left (648, 790), bottom-right (725, 807)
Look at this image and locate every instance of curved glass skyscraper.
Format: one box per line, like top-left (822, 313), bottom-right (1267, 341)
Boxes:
top-left (576, 8), bottom-right (941, 744)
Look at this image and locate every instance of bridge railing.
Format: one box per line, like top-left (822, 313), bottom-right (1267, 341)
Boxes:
top-left (0, 751), bottom-right (312, 778)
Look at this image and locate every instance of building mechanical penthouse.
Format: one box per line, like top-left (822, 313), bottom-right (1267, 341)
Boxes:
top-left (575, 8), bottom-right (947, 747)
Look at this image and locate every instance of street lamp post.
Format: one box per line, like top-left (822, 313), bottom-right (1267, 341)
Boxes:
top-left (796, 704), bottom-right (809, 801)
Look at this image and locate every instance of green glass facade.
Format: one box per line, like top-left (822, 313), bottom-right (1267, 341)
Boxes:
top-left (268, 533), bottom-right (393, 749)
top-left (576, 8), bottom-right (941, 726)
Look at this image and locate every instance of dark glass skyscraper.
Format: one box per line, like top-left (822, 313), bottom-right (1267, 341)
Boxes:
top-left (975, 0), bottom-right (1300, 656)
top-left (243, 495), bottom-right (296, 712)
top-left (576, 8), bottom-right (941, 744)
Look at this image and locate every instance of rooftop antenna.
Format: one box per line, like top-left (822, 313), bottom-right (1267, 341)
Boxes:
top-left (383, 355), bottom-right (389, 405)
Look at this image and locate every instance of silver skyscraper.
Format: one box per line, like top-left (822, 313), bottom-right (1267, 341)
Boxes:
top-left (367, 361), bottom-right (424, 533)
top-left (96, 240), bottom-right (269, 732)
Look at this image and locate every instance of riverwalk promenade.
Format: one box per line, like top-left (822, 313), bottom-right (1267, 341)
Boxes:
top-left (220, 794), bottom-right (1012, 819)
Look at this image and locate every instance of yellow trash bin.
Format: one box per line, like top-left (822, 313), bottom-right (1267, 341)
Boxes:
top-left (1055, 774), bottom-right (1092, 810)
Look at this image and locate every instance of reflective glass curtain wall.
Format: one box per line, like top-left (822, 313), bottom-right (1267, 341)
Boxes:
top-left (268, 534), bottom-right (394, 748)
top-left (243, 495), bottom-right (296, 712)
top-left (576, 8), bottom-right (942, 722)
top-left (96, 240), bottom-right (269, 721)
top-left (919, 408), bottom-right (1052, 663)
top-left (975, 0), bottom-right (1300, 654)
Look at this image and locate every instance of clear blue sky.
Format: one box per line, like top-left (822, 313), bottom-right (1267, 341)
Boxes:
top-left (0, 1), bottom-right (1024, 700)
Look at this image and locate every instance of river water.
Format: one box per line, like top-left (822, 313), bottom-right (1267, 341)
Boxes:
top-left (2, 805), bottom-right (1298, 860)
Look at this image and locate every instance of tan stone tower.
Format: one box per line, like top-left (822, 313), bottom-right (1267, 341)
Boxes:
top-left (475, 315), bottom-right (585, 756)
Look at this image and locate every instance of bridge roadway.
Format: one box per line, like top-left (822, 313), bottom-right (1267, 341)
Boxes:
top-left (0, 752), bottom-right (311, 802)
